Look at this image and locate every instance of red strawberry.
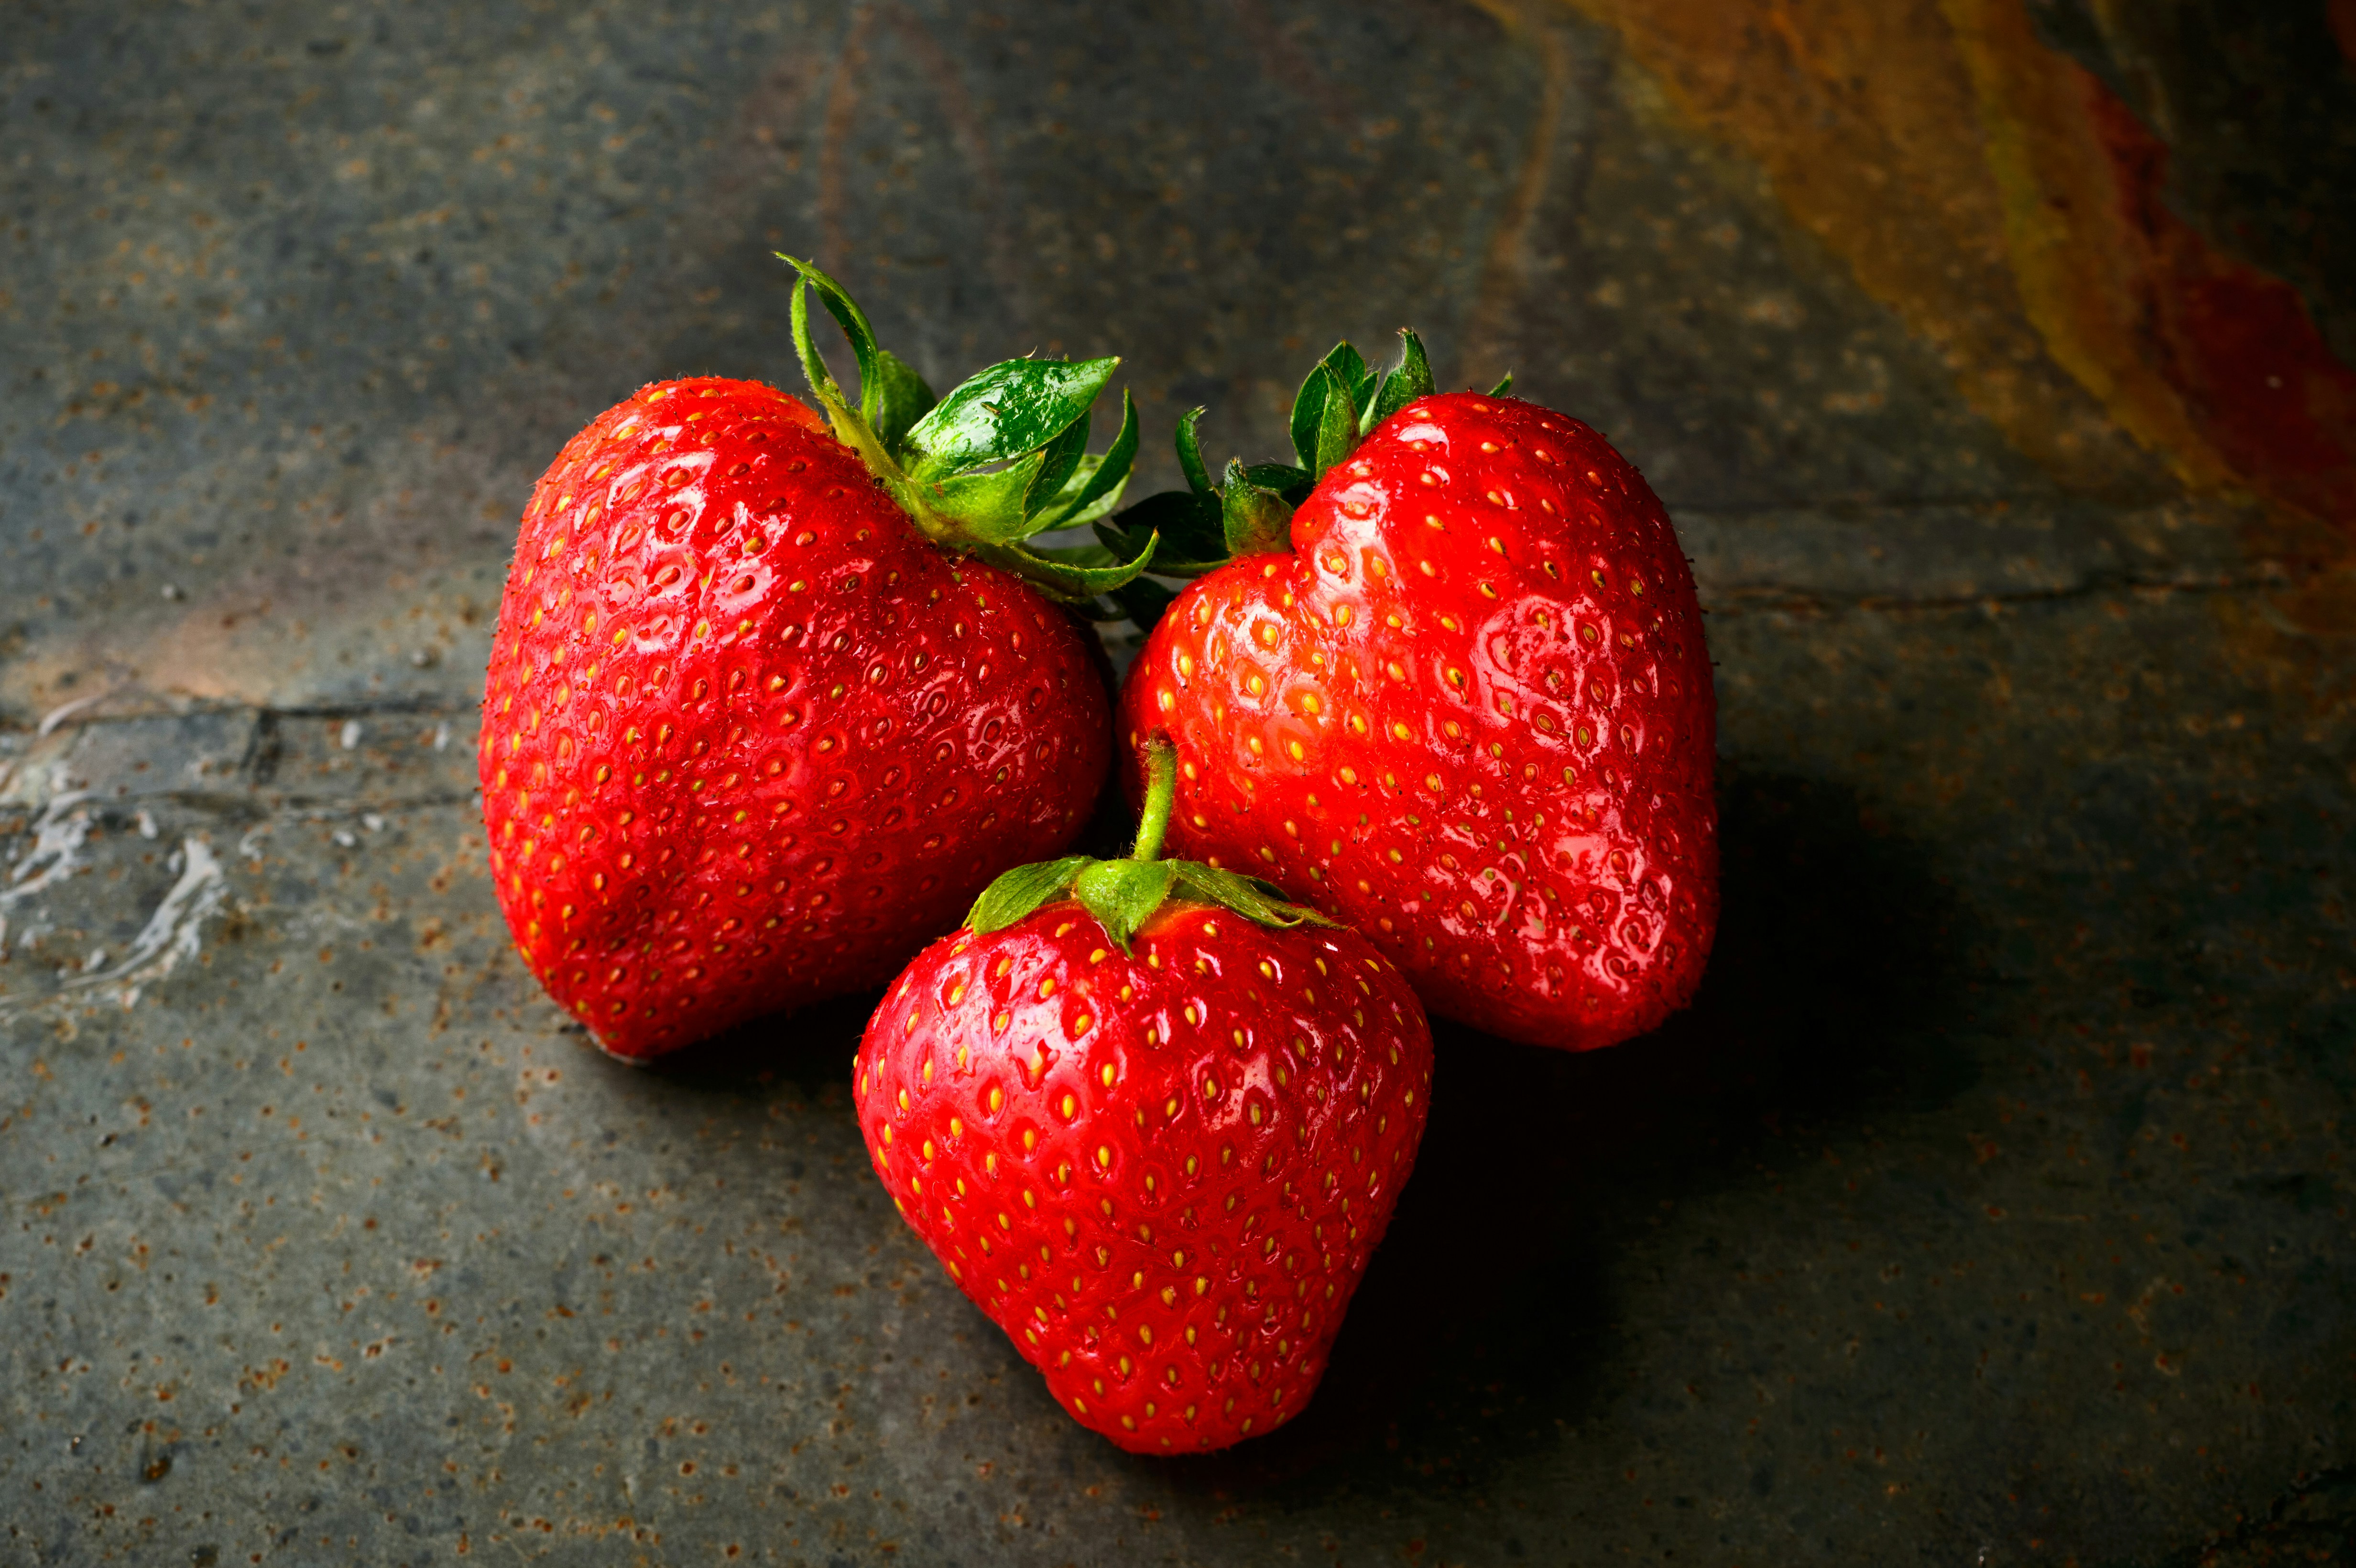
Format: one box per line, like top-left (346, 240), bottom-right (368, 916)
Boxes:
top-left (853, 742), bottom-right (1432, 1453)
top-left (1107, 335), bottom-right (1717, 1050)
top-left (481, 261), bottom-right (1162, 1060)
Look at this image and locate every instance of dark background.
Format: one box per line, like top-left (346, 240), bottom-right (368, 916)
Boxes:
top-left (3, 2), bottom-right (2352, 1563)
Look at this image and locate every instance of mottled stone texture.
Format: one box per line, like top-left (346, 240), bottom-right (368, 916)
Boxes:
top-left (2, 3), bottom-right (2351, 1565)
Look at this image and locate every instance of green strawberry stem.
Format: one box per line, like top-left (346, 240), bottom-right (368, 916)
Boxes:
top-left (965, 737), bottom-right (1333, 952)
top-left (778, 256), bottom-right (1157, 604)
top-left (1129, 739), bottom-right (1176, 864)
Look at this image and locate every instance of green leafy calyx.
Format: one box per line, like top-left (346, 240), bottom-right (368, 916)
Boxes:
top-left (780, 255), bottom-right (1153, 602)
top-left (962, 740), bottom-right (1336, 953)
top-left (1094, 327), bottom-right (1507, 630)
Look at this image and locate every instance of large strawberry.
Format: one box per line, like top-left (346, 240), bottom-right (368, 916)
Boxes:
top-left (853, 740), bottom-right (1432, 1453)
top-left (1105, 335), bottom-right (1717, 1051)
top-left (481, 261), bottom-right (1162, 1060)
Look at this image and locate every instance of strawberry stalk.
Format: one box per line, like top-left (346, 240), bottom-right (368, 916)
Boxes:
top-left (965, 738), bottom-right (1335, 952)
top-left (1094, 330), bottom-right (1513, 626)
top-left (1126, 738), bottom-right (1176, 864)
top-left (779, 256), bottom-right (1157, 604)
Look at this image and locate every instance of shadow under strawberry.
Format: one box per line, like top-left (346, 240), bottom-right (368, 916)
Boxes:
top-left (627, 988), bottom-right (885, 1105)
top-left (1126, 763), bottom-right (1978, 1499)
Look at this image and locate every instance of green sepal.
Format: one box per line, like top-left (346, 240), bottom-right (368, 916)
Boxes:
top-left (1312, 366), bottom-right (1358, 477)
top-left (1488, 371), bottom-right (1514, 397)
top-left (1023, 406), bottom-right (1094, 521)
top-left (1025, 540), bottom-right (1120, 568)
top-left (1109, 575), bottom-right (1176, 631)
top-left (1365, 327), bottom-right (1435, 433)
top-left (869, 350), bottom-right (938, 453)
top-left (781, 257), bottom-right (944, 462)
top-left (1287, 371), bottom-right (1321, 473)
top-left (1031, 390), bottom-right (1138, 528)
top-left (1322, 340), bottom-right (1372, 399)
top-left (1220, 458), bottom-right (1295, 557)
top-left (966, 855), bottom-right (1092, 935)
top-left (781, 256), bottom-right (882, 416)
top-left (1170, 863), bottom-right (1339, 931)
top-left (1071, 860), bottom-right (1178, 953)
top-left (787, 277), bottom-right (925, 520)
top-left (1288, 362), bottom-right (1338, 474)
top-left (1097, 489), bottom-right (1223, 576)
top-left (1132, 485), bottom-right (1226, 548)
top-left (787, 271), bottom-right (842, 413)
top-left (963, 851), bottom-right (1332, 947)
top-left (1174, 406), bottom-right (1215, 497)
top-left (1241, 462), bottom-right (1315, 502)
top-left (1093, 530), bottom-right (1222, 579)
top-left (1037, 454), bottom-right (1126, 529)
top-left (903, 356), bottom-right (1120, 482)
top-left (925, 454), bottom-right (1048, 544)
top-left (1290, 343), bottom-right (1379, 476)
top-left (971, 530), bottom-right (1158, 603)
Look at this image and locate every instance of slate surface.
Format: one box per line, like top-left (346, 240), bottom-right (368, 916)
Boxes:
top-left (3, 3), bottom-right (2350, 1564)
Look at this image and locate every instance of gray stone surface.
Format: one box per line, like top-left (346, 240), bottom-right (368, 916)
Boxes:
top-left (3, 2), bottom-right (2350, 1564)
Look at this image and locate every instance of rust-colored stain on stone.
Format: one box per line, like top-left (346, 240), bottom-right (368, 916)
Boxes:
top-left (2330, 0), bottom-right (2356, 66)
top-left (1524, 0), bottom-right (2144, 492)
top-left (1954, 0), bottom-right (2356, 529)
top-left (1544, 0), bottom-right (2356, 534)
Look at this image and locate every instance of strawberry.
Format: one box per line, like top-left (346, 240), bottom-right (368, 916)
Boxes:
top-left (1105, 335), bottom-right (1717, 1051)
top-left (852, 741), bottom-right (1432, 1453)
top-left (481, 261), bottom-right (1164, 1060)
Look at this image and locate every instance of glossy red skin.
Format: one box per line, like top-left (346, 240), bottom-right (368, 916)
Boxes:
top-left (854, 899), bottom-right (1432, 1454)
top-left (481, 377), bottom-right (1111, 1060)
top-left (1119, 392), bottom-right (1716, 1051)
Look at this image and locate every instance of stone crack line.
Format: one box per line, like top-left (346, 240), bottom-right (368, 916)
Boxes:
top-left (1701, 566), bottom-right (2294, 618)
